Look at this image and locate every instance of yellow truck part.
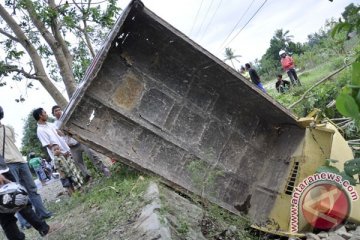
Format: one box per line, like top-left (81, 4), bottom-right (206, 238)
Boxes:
top-left (254, 122), bottom-right (359, 237)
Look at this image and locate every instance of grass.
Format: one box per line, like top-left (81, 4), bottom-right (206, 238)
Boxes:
top-left (22, 164), bottom-right (150, 239)
top-left (202, 203), bottom-right (255, 240)
top-left (265, 56), bottom-right (350, 118)
top-left (7, 162), bottom-right (258, 240)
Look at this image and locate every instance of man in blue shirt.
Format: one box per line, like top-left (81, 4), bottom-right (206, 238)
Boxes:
top-left (245, 63), bottom-right (266, 93)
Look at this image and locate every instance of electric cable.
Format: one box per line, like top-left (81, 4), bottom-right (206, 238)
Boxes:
top-left (224, 0), bottom-right (268, 49)
top-left (189, 0), bottom-right (205, 36)
top-left (200, 0), bottom-right (223, 41)
top-left (194, 0), bottom-right (215, 38)
top-left (216, 0), bottom-right (256, 53)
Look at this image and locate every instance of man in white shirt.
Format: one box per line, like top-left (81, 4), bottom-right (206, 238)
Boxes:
top-left (32, 108), bottom-right (70, 162)
top-left (51, 106), bottom-right (110, 179)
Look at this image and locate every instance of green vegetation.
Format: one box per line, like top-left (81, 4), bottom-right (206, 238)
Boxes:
top-left (267, 57), bottom-right (351, 118)
top-left (176, 218), bottom-right (190, 237)
top-left (0, 0), bottom-right (121, 106)
top-left (261, 3), bottom-right (360, 150)
top-left (20, 111), bottom-right (44, 157)
top-left (12, 162), bottom-right (256, 239)
top-left (24, 164), bottom-right (150, 239)
top-left (187, 159), bottom-right (224, 196)
top-left (202, 204), bottom-right (254, 240)
top-left (316, 159), bottom-right (359, 186)
top-left (333, 3), bottom-right (360, 125)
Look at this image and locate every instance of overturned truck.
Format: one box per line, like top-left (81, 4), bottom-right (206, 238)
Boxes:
top-left (61, 0), bottom-right (360, 237)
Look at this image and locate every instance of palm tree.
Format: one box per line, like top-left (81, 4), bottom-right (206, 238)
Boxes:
top-left (223, 47), bottom-right (241, 69)
top-left (274, 29), bottom-right (294, 50)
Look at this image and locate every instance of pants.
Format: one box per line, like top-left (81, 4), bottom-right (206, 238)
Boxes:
top-left (256, 83), bottom-right (266, 93)
top-left (8, 163), bottom-right (51, 219)
top-left (70, 144), bottom-right (110, 177)
top-left (34, 167), bottom-right (47, 181)
top-left (287, 68), bottom-right (301, 85)
top-left (0, 172), bottom-right (49, 240)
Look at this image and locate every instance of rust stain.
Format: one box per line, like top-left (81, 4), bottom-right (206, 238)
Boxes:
top-left (113, 72), bottom-right (144, 110)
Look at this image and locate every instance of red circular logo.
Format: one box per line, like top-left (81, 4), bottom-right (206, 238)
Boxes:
top-left (301, 183), bottom-right (350, 230)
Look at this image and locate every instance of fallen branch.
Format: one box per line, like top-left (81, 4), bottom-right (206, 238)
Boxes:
top-left (288, 64), bottom-right (351, 109)
top-left (330, 117), bottom-right (351, 121)
top-left (337, 119), bottom-right (353, 127)
top-left (340, 121), bottom-right (354, 129)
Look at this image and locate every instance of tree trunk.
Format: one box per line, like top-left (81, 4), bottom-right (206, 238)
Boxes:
top-left (25, 0), bottom-right (77, 98)
top-left (0, 4), bottom-right (68, 108)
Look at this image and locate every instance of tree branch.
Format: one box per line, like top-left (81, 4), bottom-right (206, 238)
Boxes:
top-left (76, 25), bottom-right (95, 57)
top-left (0, 3), bottom-right (68, 108)
top-left (12, 67), bottom-right (42, 80)
top-left (288, 64), bottom-right (351, 109)
top-left (24, 0), bottom-right (76, 97)
top-left (62, 0), bottom-right (108, 6)
top-left (0, 28), bottom-right (19, 42)
top-left (1, 63), bottom-right (40, 80)
top-left (48, 0), bottom-right (73, 68)
top-left (72, 0), bottom-right (95, 57)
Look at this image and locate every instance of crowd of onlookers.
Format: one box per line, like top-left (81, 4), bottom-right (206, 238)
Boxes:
top-left (239, 50), bottom-right (302, 94)
top-left (0, 105), bottom-right (111, 239)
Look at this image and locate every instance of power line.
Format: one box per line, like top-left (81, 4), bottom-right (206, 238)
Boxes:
top-left (194, 0), bottom-right (215, 38)
top-left (189, 0), bottom-right (205, 36)
top-left (199, 0), bottom-right (223, 41)
top-left (224, 0), bottom-right (268, 49)
top-left (216, 0), bottom-right (256, 53)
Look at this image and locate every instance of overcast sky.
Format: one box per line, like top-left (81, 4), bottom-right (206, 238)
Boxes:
top-left (0, 0), bottom-right (355, 147)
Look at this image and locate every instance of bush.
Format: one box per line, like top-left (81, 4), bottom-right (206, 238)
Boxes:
top-left (330, 57), bottom-right (345, 70)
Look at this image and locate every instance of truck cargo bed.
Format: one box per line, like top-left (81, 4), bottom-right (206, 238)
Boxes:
top-left (62, 0), bottom-right (305, 224)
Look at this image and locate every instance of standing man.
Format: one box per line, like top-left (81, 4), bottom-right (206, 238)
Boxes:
top-left (0, 106), bottom-right (57, 239)
top-left (0, 106), bottom-right (52, 222)
top-left (52, 105), bottom-right (111, 179)
top-left (279, 50), bottom-right (301, 86)
top-left (32, 108), bottom-right (70, 164)
top-left (245, 63), bottom-right (266, 93)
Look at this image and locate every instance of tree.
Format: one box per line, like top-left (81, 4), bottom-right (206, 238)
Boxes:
top-left (307, 32), bottom-right (326, 48)
top-left (341, 3), bottom-right (360, 27)
top-left (0, 0), bottom-right (120, 108)
top-left (274, 29), bottom-right (293, 47)
top-left (21, 110), bottom-right (44, 157)
top-left (258, 29), bottom-right (305, 79)
top-left (223, 47), bottom-right (241, 69)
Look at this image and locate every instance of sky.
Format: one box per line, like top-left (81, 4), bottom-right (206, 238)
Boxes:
top-left (0, 0), bottom-right (356, 147)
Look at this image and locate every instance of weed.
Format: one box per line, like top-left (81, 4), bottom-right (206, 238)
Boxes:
top-left (33, 163), bottom-right (151, 239)
top-left (187, 159), bottom-right (225, 197)
top-left (200, 203), bottom-right (255, 239)
top-left (176, 218), bottom-right (189, 237)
